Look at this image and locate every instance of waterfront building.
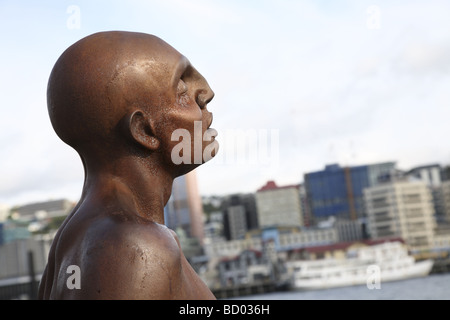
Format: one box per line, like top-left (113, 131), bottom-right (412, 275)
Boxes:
top-left (285, 237), bottom-right (405, 261)
top-left (364, 179), bottom-right (436, 252)
top-left (298, 184), bottom-right (311, 226)
top-left (0, 221), bottom-right (30, 244)
top-left (406, 164), bottom-right (443, 187)
top-left (204, 226), bottom-right (338, 258)
top-left (440, 180), bottom-right (450, 222)
top-left (223, 205), bottom-right (247, 240)
top-left (221, 193), bottom-right (258, 230)
top-left (217, 249), bottom-right (273, 287)
top-left (255, 181), bottom-right (303, 228)
top-left (407, 164), bottom-right (446, 222)
top-left (0, 204), bottom-right (10, 222)
top-left (277, 227), bottom-right (338, 251)
top-left (221, 193), bottom-right (258, 240)
top-left (335, 218), bottom-right (368, 242)
top-left (203, 211), bottom-right (225, 243)
top-left (0, 235), bottom-right (53, 299)
top-left (11, 199), bottom-right (75, 222)
top-left (433, 224), bottom-right (450, 256)
top-left (205, 235), bottom-right (262, 258)
top-left (304, 162), bottom-right (396, 223)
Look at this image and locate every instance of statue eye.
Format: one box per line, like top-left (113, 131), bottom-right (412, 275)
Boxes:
top-left (177, 78), bottom-right (188, 95)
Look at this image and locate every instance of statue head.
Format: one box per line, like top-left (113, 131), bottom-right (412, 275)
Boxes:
top-left (47, 31), bottom-right (217, 178)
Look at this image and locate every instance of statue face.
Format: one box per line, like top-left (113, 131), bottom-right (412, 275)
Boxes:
top-left (47, 31), bottom-right (218, 176)
top-left (154, 53), bottom-right (218, 176)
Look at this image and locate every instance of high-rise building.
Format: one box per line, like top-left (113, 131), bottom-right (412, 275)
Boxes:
top-left (223, 205), bottom-right (247, 240)
top-left (406, 164), bottom-right (443, 187)
top-left (298, 184), bottom-right (311, 226)
top-left (364, 179), bottom-right (436, 252)
top-left (407, 164), bottom-right (446, 222)
top-left (440, 180), bottom-right (450, 223)
top-left (304, 162), bottom-right (396, 223)
top-left (221, 193), bottom-right (258, 230)
top-left (255, 181), bottom-right (303, 228)
top-left (164, 170), bottom-right (205, 245)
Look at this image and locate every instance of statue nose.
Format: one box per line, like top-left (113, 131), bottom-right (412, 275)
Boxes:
top-left (196, 85), bottom-right (214, 109)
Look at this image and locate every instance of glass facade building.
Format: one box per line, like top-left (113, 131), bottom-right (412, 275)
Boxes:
top-left (304, 162), bottom-right (396, 222)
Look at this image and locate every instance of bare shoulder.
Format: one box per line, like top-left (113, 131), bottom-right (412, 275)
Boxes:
top-left (71, 217), bottom-right (183, 299)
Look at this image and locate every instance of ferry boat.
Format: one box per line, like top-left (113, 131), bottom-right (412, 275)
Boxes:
top-left (286, 240), bottom-right (434, 290)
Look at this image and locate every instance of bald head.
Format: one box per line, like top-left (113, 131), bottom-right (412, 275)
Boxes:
top-left (48, 31), bottom-right (216, 177)
top-left (48, 31), bottom-right (184, 155)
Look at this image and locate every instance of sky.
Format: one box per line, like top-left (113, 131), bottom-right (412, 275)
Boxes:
top-left (1, 0), bottom-right (450, 207)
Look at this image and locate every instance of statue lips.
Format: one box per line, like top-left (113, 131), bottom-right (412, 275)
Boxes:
top-left (206, 127), bottom-right (218, 140)
top-left (203, 113), bottom-right (218, 159)
top-left (205, 114), bottom-right (217, 140)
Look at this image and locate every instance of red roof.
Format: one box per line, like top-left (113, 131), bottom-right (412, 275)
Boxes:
top-left (257, 180), bottom-right (300, 192)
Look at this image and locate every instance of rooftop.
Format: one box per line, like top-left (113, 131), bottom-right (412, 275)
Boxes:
top-left (257, 180), bottom-right (300, 192)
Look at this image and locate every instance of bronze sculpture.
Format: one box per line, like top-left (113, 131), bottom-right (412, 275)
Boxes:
top-left (38, 31), bottom-right (218, 299)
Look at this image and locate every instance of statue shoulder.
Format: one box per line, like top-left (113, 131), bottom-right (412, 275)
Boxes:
top-left (76, 218), bottom-right (184, 299)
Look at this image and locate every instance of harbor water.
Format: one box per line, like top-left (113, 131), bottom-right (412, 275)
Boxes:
top-left (230, 272), bottom-right (450, 300)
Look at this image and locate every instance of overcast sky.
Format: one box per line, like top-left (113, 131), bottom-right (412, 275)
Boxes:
top-left (1, 0), bottom-right (450, 207)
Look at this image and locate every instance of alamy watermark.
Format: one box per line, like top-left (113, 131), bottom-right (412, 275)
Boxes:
top-left (170, 121), bottom-right (280, 168)
top-left (366, 5), bottom-right (381, 30)
top-left (66, 265), bottom-right (81, 290)
top-left (67, 5), bottom-right (81, 30)
top-left (366, 264), bottom-right (381, 289)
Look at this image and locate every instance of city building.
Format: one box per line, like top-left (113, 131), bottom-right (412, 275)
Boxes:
top-left (223, 205), bottom-right (247, 240)
top-left (406, 164), bottom-right (443, 187)
top-left (314, 216), bottom-right (367, 242)
top-left (441, 180), bottom-right (450, 222)
top-left (433, 224), bottom-right (450, 256)
top-left (164, 170), bottom-right (206, 245)
top-left (304, 162), bottom-right (396, 223)
top-left (217, 249), bottom-right (273, 287)
top-left (0, 235), bottom-right (53, 299)
top-left (204, 226), bottom-right (338, 258)
top-left (11, 199), bottom-right (75, 222)
top-left (255, 181), bottom-right (303, 228)
top-left (203, 211), bottom-right (225, 243)
top-left (407, 164), bottom-right (446, 222)
top-left (0, 204), bottom-right (10, 222)
top-left (335, 218), bottom-right (368, 242)
top-left (364, 179), bottom-right (436, 252)
top-left (221, 193), bottom-right (258, 231)
top-left (0, 221), bottom-right (30, 244)
top-left (220, 193), bottom-right (258, 241)
top-left (298, 184), bottom-right (311, 226)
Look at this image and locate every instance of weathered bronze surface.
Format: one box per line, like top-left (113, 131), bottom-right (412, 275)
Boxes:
top-left (38, 31), bottom-right (217, 299)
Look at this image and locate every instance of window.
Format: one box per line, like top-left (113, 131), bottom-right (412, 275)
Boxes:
top-left (403, 193), bottom-right (421, 204)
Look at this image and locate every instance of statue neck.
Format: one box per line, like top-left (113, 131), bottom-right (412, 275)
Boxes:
top-left (81, 154), bottom-right (174, 224)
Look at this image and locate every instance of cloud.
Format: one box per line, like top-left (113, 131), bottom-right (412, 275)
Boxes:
top-left (396, 42), bottom-right (450, 75)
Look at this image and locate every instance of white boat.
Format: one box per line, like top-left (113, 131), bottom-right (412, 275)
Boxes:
top-left (286, 241), bottom-right (434, 290)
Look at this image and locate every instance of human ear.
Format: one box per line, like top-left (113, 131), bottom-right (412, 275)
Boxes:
top-left (127, 110), bottom-right (160, 151)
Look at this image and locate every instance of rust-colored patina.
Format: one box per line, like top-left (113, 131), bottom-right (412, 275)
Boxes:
top-left (38, 31), bottom-right (218, 299)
